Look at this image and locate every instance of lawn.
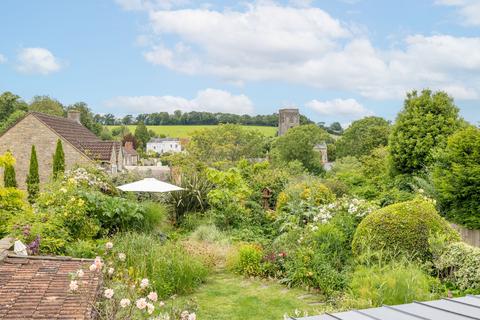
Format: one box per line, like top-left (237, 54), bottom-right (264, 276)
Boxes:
top-left (174, 272), bottom-right (324, 319)
top-left (108, 125), bottom-right (278, 138)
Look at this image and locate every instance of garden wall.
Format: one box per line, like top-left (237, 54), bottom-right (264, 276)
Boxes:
top-left (451, 223), bottom-right (480, 247)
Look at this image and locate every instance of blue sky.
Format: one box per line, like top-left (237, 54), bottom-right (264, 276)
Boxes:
top-left (0, 0), bottom-right (479, 126)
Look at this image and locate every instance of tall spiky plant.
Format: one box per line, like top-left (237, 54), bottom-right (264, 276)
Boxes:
top-left (52, 139), bottom-right (65, 179)
top-left (26, 145), bottom-right (39, 203)
top-left (4, 163), bottom-right (17, 188)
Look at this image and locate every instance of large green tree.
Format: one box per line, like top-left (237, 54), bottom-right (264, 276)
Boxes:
top-left (29, 95), bottom-right (64, 116)
top-left (389, 90), bottom-right (462, 174)
top-left (52, 139), bottom-right (65, 179)
top-left (274, 124), bottom-right (330, 174)
top-left (336, 116), bottom-right (390, 158)
top-left (432, 126), bottom-right (480, 228)
top-left (26, 145), bottom-right (40, 203)
top-left (188, 124), bottom-right (267, 164)
top-left (134, 122), bottom-right (150, 150)
top-left (0, 92), bottom-right (28, 123)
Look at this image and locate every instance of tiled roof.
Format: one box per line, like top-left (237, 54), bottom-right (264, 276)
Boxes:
top-left (148, 138), bottom-right (180, 143)
top-left (31, 112), bottom-right (118, 162)
top-left (0, 254), bottom-right (101, 320)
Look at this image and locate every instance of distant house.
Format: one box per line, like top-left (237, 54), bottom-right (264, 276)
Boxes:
top-left (146, 138), bottom-right (182, 154)
top-left (0, 111), bottom-right (126, 189)
top-left (123, 141), bottom-right (139, 166)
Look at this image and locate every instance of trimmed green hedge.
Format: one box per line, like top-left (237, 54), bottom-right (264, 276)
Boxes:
top-left (352, 198), bottom-right (460, 260)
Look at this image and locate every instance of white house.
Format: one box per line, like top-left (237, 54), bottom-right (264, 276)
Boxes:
top-left (146, 138), bottom-right (182, 154)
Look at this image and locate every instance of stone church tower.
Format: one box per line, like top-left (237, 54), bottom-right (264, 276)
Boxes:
top-left (278, 108), bottom-right (300, 136)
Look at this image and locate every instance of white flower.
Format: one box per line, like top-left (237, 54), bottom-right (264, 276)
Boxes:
top-left (147, 291), bottom-right (158, 301)
top-left (108, 267), bottom-right (114, 275)
top-left (120, 298), bottom-right (131, 308)
top-left (188, 313), bottom-right (196, 320)
top-left (104, 288), bottom-right (114, 299)
top-left (136, 298), bottom-right (147, 310)
top-left (69, 280), bottom-right (78, 292)
top-left (60, 187), bottom-right (67, 193)
top-left (105, 242), bottom-right (113, 250)
top-left (159, 301), bottom-right (165, 307)
top-left (140, 278), bottom-right (149, 289)
top-left (181, 311), bottom-right (190, 319)
top-left (94, 256), bottom-right (103, 270)
top-left (118, 253), bottom-right (126, 262)
top-left (76, 269), bottom-right (84, 278)
top-left (89, 264), bottom-right (97, 272)
top-left (147, 302), bottom-right (155, 314)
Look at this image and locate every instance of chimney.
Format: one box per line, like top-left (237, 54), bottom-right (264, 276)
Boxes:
top-left (124, 141), bottom-right (134, 151)
top-left (67, 110), bottom-right (81, 124)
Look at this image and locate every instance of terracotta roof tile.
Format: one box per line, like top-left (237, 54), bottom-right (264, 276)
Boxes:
top-left (0, 255), bottom-right (101, 320)
top-left (31, 112), bottom-right (119, 162)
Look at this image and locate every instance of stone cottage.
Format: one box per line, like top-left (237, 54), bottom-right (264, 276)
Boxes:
top-left (0, 111), bottom-right (125, 189)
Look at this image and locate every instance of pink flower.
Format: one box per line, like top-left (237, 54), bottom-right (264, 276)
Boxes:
top-left (136, 298), bottom-right (147, 310)
top-left (120, 298), bottom-right (131, 308)
top-left (104, 288), bottom-right (114, 299)
top-left (94, 256), bottom-right (103, 270)
top-left (69, 280), bottom-right (78, 292)
top-left (147, 291), bottom-right (158, 302)
top-left (188, 313), bottom-right (196, 320)
top-left (140, 278), bottom-right (149, 289)
top-left (76, 269), bottom-right (84, 278)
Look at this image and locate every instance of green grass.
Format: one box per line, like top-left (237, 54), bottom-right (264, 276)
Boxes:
top-left (174, 272), bottom-right (325, 319)
top-left (108, 125), bottom-right (277, 138)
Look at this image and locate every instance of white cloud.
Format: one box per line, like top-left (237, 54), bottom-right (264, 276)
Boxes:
top-left (306, 98), bottom-right (373, 117)
top-left (120, 2), bottom-right (480, 100)
top-left (436, 0), bottom-right (480, 26)
top-left (105, 88), bottom-right (254, 115)
top-left (16, 48), bottom-right (62, 75)
top-left (0, 54), bottom-right (6, 64)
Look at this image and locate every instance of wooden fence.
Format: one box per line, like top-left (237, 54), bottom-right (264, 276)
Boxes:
top-left (451, 223), bottom-right (480, 247)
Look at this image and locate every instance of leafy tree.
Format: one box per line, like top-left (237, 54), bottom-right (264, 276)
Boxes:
top-left (389, 90), bottom-right (462, 174)
top-left (3, 164), bottom-right (17, 188)
top-left (66, 103), bottom-right (103, 136)
top-left (52, 139), bottom-right (65, 179)
top-left (432, 126), bottom-right (480, 228)
top-left (0, 91), bottom-right (28, 123)
top-left (336, 116), bottom-right (390, 158)
top-left (134, 122), bottom-right (150, 150)
top-left (328, 122), bottom-right (343, 135)
top-left (188, 124), bottom-right (267, 165)
top-left (26, 145), bottom-right (40, 203)
top-left (29, 95), bottom-right (64, 116)
top-left (122, 115), bottom-right (133, 125)
top-left (274, 124), bottom-right (330, 174)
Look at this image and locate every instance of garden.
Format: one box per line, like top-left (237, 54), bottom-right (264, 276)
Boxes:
top-left (0, 89), bottom-right (480, 319)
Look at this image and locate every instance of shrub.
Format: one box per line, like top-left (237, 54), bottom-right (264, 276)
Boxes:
top-left (190, 224), bottom-right (226, 243)
top-left (52, 139), bottom-right (65, 179)
top-left (26, 145), bottom-right (39, 203)
top-left (349, 261), bottom-right (440, 306)
top-left (112, 232), bottom-right (208, 298)
top-left (432, 241), bottom-right (480, 291)
top-left (227, 243), bottom-right (264, 277)
top-left (3, 163), bottom-right (17, 188)
top-left (0, 187), bottom-right (27, 237)
top-left (276, 178), bottom-right (335, 211)
top-left (352, 198), bottom-right (460, 260)
top-left (65, 239), bottom-right (101, 258)
top-left (140, 201), bottom-right (170, 233)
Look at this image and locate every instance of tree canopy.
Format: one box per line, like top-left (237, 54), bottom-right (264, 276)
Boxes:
top-left (29, 95), bottom-right (64, 116)
top-left (389, 90), bottom-right (462, 174)
top-left (336, 116), bottom-right (390, 158)
top-left (432, 126), bottom-right (480, 228)
top-left (274, 124), bottom-right (330, 174)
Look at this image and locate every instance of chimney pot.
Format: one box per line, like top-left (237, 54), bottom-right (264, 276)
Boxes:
top-left (67, 110), bottom-right (81, 124)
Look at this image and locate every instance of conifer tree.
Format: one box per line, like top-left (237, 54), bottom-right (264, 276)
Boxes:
top-left (52, 139), bottom-right (65, 179)
top-left (4, 163), bottom-right (17, 188)
top-left (26, 145), bottom-right (39, 203)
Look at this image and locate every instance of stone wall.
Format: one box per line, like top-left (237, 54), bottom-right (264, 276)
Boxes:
top-left (0, 114), bottom-right (92, 189)
top-left (278, 108), bottom-right (300, 136)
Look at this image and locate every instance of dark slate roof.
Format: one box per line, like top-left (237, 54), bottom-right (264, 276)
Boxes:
top-left (0, 254), bottom-right (101, 320)
top-left (295, 295), bottom-right (480, 320)
top-left (31, 112), bottom-right (118, 162)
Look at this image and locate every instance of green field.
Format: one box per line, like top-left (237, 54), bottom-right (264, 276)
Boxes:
top-left (108, 125), bottom-right (277, 138)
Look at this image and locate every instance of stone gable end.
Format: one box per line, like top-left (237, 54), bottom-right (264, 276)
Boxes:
top-left (0, 114), bottom-right (92, 189)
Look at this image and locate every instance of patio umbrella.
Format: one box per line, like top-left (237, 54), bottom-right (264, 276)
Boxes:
top-left (117, 178), bottom-right (184, 193)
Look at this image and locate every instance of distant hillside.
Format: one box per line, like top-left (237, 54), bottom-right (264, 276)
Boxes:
top-left (107, 125), bottom-right (278, 138)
